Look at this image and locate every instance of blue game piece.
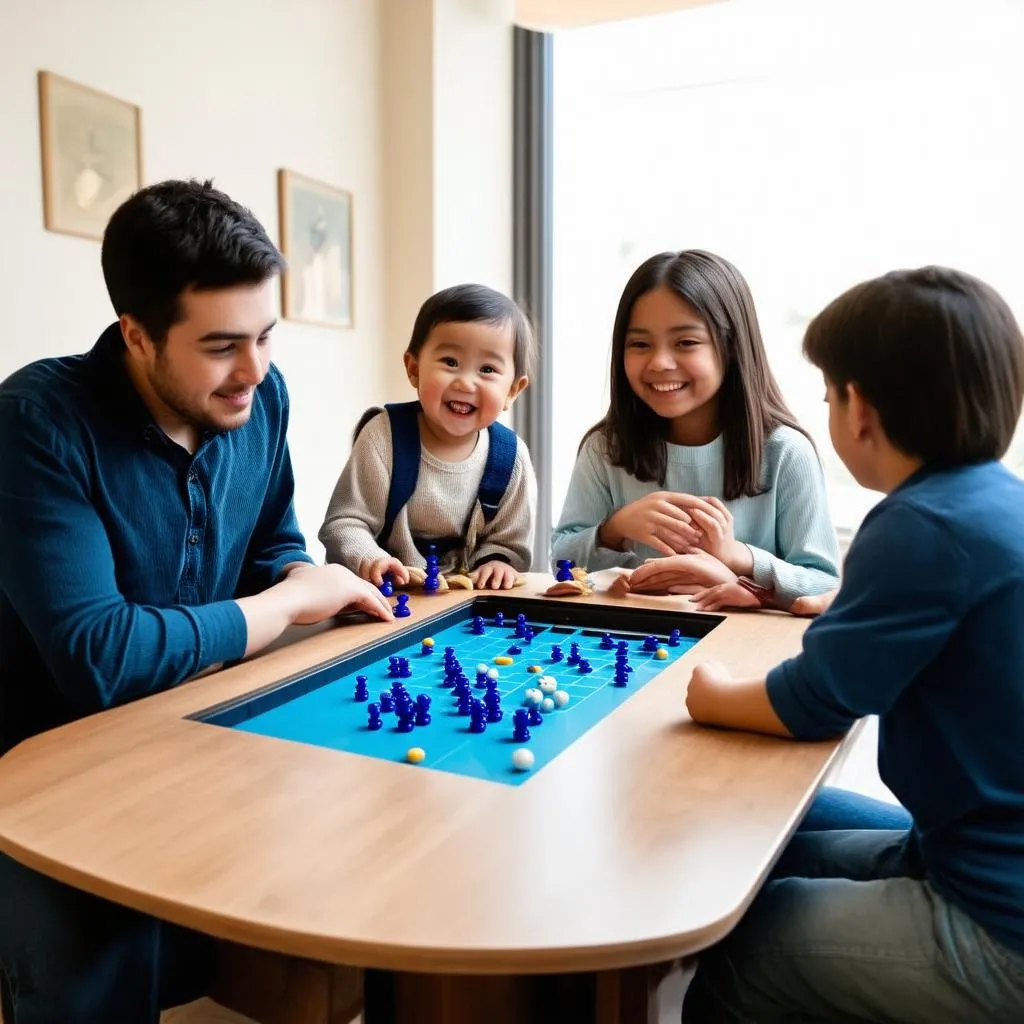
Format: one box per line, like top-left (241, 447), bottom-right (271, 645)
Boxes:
top-left (494, 611), bottom-right (505, 627)
top-left (471, 616), bottom-right (486, 636)
top-left (457, 691), bottom-right (473, 715)
top-left (475, 670), bottom-right (488, 689)
top-left (550, 644), bottom-right (563, 663)
top-left (354, 675), bottom-right (369, 701)
top-left (668, 628), bottom-right (682, 647)
top-left (555, 559), bottom-right (574, 583)
top-left (422, 573), bottom-right (440, 594)
top-left (527, 705), bottom-right (543, 726)
top-left (379, 576), bottom-right (394, 598)
top-left (515, 614), bottom-right (528, 639)
top-left (567, 643), bottom-right (581, 667)
top-left (486, 705), bottom-right (504, 723)
top-left (421, 642), bottom-right (434, 656)
top-left (469, 700), bottom-right (487, 733)
top-left (643, 634), bottom-right (659, 653)
top-left (599, 633), bottom-right (614, 650)
top-left (379, 692), bottom-right (394, 712)
top-left (396, 709), bottom-right (415, 733)
top-left (415, 694), bottom-right (432, 727)
top-left (512, 709), bottom-right (531, 743)
top-left (399, 658), bottom-right (412, 678)
top-left (508, 644), bottom-right (522, 656)
top-left (521, 625), bottom-right (535, 644)
top-left (394, 594), bottom-right (411, 617)
top-left (367, 702), bottom-right (382, 730)
top-left (577, 659), bottom-right (593, 674)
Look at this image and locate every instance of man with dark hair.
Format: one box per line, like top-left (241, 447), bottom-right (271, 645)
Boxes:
top-left (0, 179), bottom-right (392, 1023)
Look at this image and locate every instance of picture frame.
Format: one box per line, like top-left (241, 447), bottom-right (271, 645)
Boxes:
top-left (37, 71), bottom-right (143, 241)
top-left (278, 169), bottom-right (354, 329)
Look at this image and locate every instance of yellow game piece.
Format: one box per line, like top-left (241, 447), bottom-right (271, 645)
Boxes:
top-left (655, 648), bottom-right (669, 660)
top-left (421, 637), bottom-right (435, 648)
top-left (494, 655), bottom-right (514, 666)
top-left (406, 747), bottom-right (426, 764)
top-left (527, 664), bottom-right (543, 673)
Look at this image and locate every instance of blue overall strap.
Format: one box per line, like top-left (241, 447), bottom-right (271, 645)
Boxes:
top-left (478, 421), bottom-right (518, 524)
top-left (378, 401), bottom-right (422, 547)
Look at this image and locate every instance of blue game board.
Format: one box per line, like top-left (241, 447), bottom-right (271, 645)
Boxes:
top-left (198, 600), bottom-right (710, 787)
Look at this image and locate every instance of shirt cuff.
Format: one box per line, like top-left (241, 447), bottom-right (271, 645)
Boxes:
top-left (189, 600), bottom-right (248, 666)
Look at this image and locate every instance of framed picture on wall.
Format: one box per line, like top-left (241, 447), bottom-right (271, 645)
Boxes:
top-left (278, 169), bottom-right (354, 329)
top-left (37, 71), bottom-right (143, 241)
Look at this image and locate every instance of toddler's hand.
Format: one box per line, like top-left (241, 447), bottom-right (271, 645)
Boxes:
top-left (361, 555), bottom-right (410, 587)
top-left (472, 560), bottom-right (520, 590)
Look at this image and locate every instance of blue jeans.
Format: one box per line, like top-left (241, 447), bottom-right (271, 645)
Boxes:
top-left (798, 786), bottom-right (913, 832)
top-left (682, 827), bottom-right (1024, 1022)
top-left (0, 852), bottom-right (214, 1023)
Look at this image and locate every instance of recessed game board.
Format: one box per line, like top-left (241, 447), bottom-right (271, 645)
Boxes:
top-left (192, 597), bottom-right (721, 786)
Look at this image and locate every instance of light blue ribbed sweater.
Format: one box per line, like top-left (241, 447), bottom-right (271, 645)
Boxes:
top-left (551, 426), bottom-right (840, 602)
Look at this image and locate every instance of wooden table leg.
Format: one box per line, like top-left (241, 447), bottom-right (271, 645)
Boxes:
top-left (211, 942), bottom-right (362, 1024)
top-left (363, 962), bottom-right (671, 1024)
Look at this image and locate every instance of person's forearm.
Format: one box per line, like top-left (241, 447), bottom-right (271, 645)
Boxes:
top-left (688, 675), bottom-right (793, 737)
top-left (235, 579), bottom-right (302, 656)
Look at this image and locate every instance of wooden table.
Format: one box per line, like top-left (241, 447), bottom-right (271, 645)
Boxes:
top-left (0, 574), bottom-right (846, 1024)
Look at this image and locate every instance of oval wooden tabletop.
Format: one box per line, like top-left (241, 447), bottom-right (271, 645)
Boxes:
top-left (0, 573), bottom-right (843, 974)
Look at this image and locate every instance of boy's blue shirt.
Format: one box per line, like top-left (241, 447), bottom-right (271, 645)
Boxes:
top-left (0, 324), bottom-right (312, 755)
top-left (769, 461), bottom-right (1024, 953)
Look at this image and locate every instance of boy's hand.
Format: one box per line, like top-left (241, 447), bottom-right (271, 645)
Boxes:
top-left (628, 550), bottom-right (737, 595)
top-left (790, 590), bottom-right (838, 617)
top-left (598, 492), bottom-right (702, 556)
top-left (361, 555), bottom-right (410, 588)
top-left (685, 660), bottom-right (733, 723)
top-left (284, 564), bottom-right (394, 624)
top-left (472, 560), bottom-right (520, 590)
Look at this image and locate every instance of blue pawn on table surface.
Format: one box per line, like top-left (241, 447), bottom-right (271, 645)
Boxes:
top-left (643, 634), bottom-right (660, 653)
top-left (471, 615), bottom-right (486, 636)
top-left (367, 703), bottom-right (382, 730)
top-left (668, 628), bottom-right (682, 647)
top-left (379, 574), bottom-right (394, 598)
top-left (421, 641), bottom-right (434, 656)
top-left (394, 594), bottom-right (411, 617)
top-left (567, 642), bottom-right (581, 667)
top-left (475, 670), bottom-right (489, 688)
top-left (398, 658), bottom-right (412, 678)
top-left (396, 708), bottom-right (415, 733)
top-left (457, 691), bottom-right (473, 715)
top-left (494, 611), bottom-right (505, 627)
top-left (415, 694), bottom-right (432, 726)
top-left (507, 644), bottom-right (522, 655)
top-left (379, 692), bottom-right (395, 712)
top-left (521, 625), bottom-right (535, 644)
top-left (514, 613), bottom-right (528, 639)
top-left (555, 559), bottom-right (575, 583)
top-left (577, 659), bottom-right (593, 674)
top-left (599, 632), bottom-right (615, 650)
top-left (354, 675), bottom-right (369, 701)
top-left (512, 709), bottom-right (531, 743)
top-left (527, 705), bottom-right (543, 727)
top-left (550, 644), bottom-right (563, 663)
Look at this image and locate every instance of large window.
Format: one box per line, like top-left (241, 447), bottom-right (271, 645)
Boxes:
top-left (550, 0), bottom-right (1024, 540)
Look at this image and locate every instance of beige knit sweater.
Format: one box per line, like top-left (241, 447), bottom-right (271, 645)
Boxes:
top-left (319, 411), bottom-right (536, 576)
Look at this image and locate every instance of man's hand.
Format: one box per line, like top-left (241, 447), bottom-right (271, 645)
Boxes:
top-left (283, 563), bottom-right (394, 624)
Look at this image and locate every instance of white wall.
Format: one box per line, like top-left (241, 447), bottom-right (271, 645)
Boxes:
top-left (0, 0), bottom-right (385, 556)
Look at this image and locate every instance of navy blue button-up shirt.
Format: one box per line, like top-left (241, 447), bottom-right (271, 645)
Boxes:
top-left (0, 324), bottom-right (312, 753)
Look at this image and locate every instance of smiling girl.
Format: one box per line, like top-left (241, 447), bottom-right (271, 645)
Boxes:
top-left (551, 250), bottom-right (840, 609)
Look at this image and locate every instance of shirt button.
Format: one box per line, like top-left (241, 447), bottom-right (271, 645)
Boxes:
top-left (188, 472), bottom-right (199, 484)
top-left (188, 534), bottom-right (200, 545)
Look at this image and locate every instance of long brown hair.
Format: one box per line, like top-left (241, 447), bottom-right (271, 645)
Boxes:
top-left (585, 250), bottom-right (806, 499)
